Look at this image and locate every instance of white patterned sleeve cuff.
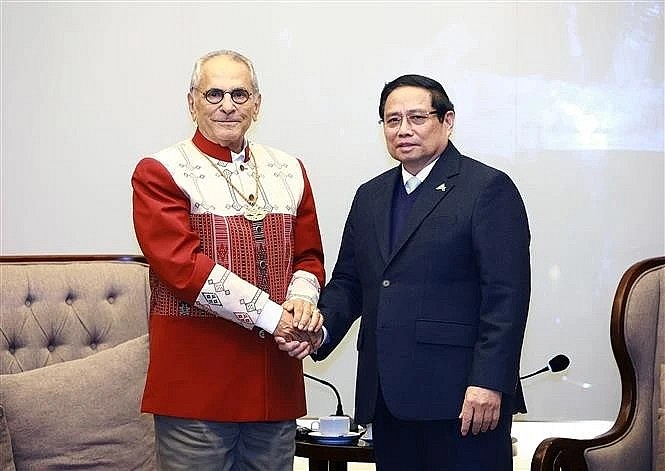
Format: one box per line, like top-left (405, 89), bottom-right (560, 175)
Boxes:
top-left (195, 264), bottom-right (280, 332)
top-left (286, 270), bottom-right (321, 306)
top-left (255, 301), bottom-right (282, 334)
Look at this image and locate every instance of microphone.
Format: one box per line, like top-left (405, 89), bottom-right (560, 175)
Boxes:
top-left (520, 354), bottom-right (570, 380)
top-left (304, 372), bottom-right (358, 432)
top-left (304, 373), bottom-right (343, 416)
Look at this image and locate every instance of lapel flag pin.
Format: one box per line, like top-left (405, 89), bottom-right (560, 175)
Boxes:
top-left (436, 183), bottom-right (447, 192)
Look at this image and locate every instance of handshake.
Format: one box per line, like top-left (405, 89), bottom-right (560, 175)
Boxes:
top-left (273, 298), bottom-right (324, 360)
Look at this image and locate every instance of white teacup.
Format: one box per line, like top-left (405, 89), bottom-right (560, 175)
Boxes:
top-left (311, 415), bottom-right (350, 436)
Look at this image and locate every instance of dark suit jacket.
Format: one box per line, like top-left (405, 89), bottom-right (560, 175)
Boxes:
top-left (313, 142), bottom-right (531, 425)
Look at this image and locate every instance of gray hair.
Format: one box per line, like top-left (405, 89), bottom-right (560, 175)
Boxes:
top-left (189, 50), bottom-right (260, 94)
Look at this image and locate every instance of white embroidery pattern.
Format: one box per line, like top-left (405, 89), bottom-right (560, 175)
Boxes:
top-left (195, 265), bottom-right (270, 330)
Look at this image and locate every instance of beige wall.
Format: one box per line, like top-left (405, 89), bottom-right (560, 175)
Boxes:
top-left (2, 2), bottom-right (663, 422)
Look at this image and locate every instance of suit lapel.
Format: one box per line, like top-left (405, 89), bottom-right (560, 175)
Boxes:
top-left (387, 143), bottom-right (461, 265)
top-left (372, 168), bottom-right (401, 263)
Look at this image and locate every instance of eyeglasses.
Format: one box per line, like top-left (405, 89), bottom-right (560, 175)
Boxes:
top-left (192, 87), bottom-right (253, 105)
top-left (380, 111), bottom-right (439, 129)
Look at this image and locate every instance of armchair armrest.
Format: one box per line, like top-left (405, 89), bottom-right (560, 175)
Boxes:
top-left (532, 256), bottom-right (665, 471)
top-left (531, 423), bottom-right (626, 471)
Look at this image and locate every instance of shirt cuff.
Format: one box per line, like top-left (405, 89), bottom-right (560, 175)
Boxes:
top-left (286, 270), bottom-right (321, 305)
top-left (255, 300), bottom-right (282, 334)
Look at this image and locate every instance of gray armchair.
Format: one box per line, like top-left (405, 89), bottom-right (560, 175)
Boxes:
top-left (532, 256), bottom-right (665, 471)
top-left (0, 255), bottom-right (157, 470)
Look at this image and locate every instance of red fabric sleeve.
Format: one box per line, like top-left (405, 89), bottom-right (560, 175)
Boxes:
top-left (131, 157), bottom-right (214, 303)
top-left (293, 160), bottom-right (325, 286)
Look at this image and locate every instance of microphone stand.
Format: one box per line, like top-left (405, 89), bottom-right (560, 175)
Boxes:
top-left (514, 354), bottom-right (571, 414)
top-left (304, 372), bottom-right (358, 431)
top-left (520, 366), bottom-right (549, 380)
top-left (304, 373), bottom-right (343, 416)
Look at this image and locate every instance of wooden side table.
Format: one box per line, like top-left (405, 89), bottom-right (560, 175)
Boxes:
top-left (295, 438), bottom-right (374, 471)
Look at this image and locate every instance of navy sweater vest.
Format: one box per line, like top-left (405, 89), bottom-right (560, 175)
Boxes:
top-left (390, 178), bottom-right (423, 251)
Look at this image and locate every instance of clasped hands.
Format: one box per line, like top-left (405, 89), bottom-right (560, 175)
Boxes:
top-left (273, 298), bottom-right (324, 360)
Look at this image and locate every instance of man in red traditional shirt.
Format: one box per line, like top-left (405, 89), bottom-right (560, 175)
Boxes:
top-left (132, 49), bottom-right (324, 470)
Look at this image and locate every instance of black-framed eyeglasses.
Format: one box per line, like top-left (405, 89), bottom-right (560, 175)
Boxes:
top-left (380, 111), bottom-right (439, 129)
top-left (192, 87), bottom-right (253, 105)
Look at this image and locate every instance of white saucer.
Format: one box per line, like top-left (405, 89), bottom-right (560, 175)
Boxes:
top-left (308, 431), bottom-right (361, 445)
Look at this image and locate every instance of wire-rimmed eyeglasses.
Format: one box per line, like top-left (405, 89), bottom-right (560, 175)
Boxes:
top-left (191, 87), bottom-right (253, 105)
top-left (380, 111), bottom-right (439, 129)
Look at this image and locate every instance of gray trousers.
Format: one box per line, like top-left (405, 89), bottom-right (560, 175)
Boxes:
top-left (154, 415), bottom-right (296, 471)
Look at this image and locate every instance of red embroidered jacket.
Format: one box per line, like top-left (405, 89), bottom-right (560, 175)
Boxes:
top-left (132, 130), bottom-right (324, 421)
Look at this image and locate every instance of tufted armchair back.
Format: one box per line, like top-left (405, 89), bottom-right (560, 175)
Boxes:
top-left (0, 255), bottom-right (150, 375)
top-left (532, 256), bottom-right (665, 471)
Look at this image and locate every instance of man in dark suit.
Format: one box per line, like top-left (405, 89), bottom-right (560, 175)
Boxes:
top-left (279, 74), bottom-right (531, 470)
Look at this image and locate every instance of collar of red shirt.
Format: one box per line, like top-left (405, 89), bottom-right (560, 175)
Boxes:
top-left (192, 128), bottom-right (249, 163)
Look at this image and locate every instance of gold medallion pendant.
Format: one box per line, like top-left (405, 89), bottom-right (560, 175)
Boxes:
top-left (244, 205), bottom-right (268, 222)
